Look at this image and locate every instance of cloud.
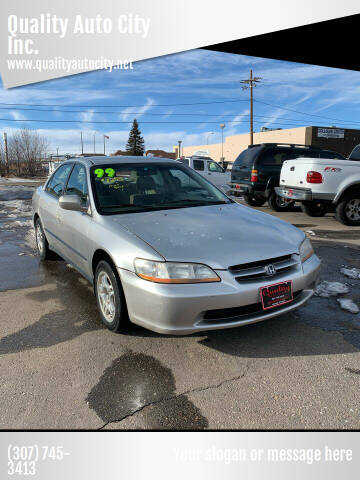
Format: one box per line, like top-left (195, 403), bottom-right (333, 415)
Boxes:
top-left (119, 97), bottom-right (155, 121)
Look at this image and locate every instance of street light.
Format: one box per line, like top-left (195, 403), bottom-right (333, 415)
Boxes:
top-left (178, 140), bottom-right (182, 158)
top-left (220, 124), bottom-right (225, 166)
top-left (207, 132), bottom-right (214, 145)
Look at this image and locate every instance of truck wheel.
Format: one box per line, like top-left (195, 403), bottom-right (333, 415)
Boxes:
top-left (243, 195), bottom-right (266, 207)
top-left (301, 201), bottom-right (327, 217)
top-left (336, 196), bottom-right (360, 226)
top-left (268, 192), bottom-right (295, 212)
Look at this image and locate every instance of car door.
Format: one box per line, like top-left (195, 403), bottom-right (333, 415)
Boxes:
top-left (206, 159), bottom-right (229, 187)
top-left (57, 163), bottom-right (92, 276)
top-left (192, 158), bottom-right (205, 178)
top-left (41, 163), bottom-right (74, 251)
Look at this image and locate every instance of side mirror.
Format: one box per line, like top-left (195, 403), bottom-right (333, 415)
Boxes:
top-left (59, 194), bottom-right (87, 212)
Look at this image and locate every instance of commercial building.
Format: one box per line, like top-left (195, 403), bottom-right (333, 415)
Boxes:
top-left (176, 126), bottom-right (360, 164)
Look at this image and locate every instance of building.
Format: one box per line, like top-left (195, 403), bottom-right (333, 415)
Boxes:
top-left (176, 126), bottom-right (360, 164)
top-left (145, 149), bottom-right (176, 159)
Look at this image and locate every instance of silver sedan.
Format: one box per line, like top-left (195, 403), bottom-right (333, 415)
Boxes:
top-left (32, 156), bottom-right (320, 335)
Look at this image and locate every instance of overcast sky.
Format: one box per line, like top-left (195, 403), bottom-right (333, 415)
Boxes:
top-left (1, 49), bottom-right (360, 155)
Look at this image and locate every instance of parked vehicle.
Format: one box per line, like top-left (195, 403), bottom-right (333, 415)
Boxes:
top-left (275, 154), bottom-right (360, 225)
top-left (32, 156), bottom-right (320, 335)
top-left (177, 155), bottom-right (231, 193)
top-left (230, 143), bottom-right (345, 211)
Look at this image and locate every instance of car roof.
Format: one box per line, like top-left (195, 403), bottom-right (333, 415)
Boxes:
top-left (68, 155), bottom-right (177, 166)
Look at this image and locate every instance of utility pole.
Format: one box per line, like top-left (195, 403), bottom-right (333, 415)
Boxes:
top-left (240, 69), bottom-right (262, 145)
top-left (80, 131), bottom-right (84, 154)
top-left (178, 140), bottom-right (182, 158)
top-left (93, 132), bottom-right (96, 153)
top-left (3, 132), bottom-right (9, 176)
top-left (220, 124), bottom-right (225, 166)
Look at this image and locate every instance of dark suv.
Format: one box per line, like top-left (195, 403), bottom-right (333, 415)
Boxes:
top-left (230, 143), bottom-right (345, 211)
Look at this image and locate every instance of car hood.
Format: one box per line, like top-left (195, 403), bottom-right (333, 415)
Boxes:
top-left (107, 203), bottom-right (305, 269)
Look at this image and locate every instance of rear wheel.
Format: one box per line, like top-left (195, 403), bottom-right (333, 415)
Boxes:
top-left (268, 191), bottom-right (295, 212)
top-left (35, 219), bottom-right (52, 260)
top-left (301, 201), bottom-right (327, 217)
top-left (95, 260), bottom-right (130, 332)
top-left (243, 194), bottom-right (266, 207)
top-left (336, 196), bottom-right (360, 225)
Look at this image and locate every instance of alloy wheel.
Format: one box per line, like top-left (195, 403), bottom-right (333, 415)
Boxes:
top-left (345, 198), bottom-right (360, 221)
top-left (97, 270), bottom-right (116, 323)
top-left (36, 224), bottom-right (44, 255)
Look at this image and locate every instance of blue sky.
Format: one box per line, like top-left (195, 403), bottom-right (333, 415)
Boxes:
top-left (1, 49), bottom-right (360, 154)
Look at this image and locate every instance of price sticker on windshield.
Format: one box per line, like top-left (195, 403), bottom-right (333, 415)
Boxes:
top-left (94, 168), bottom-right (115, 178)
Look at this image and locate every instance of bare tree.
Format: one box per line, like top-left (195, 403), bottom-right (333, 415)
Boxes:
top-left (8, 129), bottom-right (49, 177)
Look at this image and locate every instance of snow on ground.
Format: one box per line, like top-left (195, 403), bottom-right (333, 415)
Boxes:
top-left (0, 184), bottom-right (36, 253)
top-left (337, 298), bottom-right (360, 314)
top-left (315, 281), bottom-right (350, 298)
top-left (341, 267), bottom-right (360, 279)
top-left (0, 177), bottom-right (40, 184)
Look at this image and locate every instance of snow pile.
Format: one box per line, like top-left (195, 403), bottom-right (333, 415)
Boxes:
top-left (0, 199), bottom-right (32, 217)
top-left (23, 229), bottom-right (36, 252)
top-left (341, 267), bottom-right (360, 280)
top-left (315, 281), bottom-right (349, 298)
top-left (337, 298), bottom-right (360, 314)
top-left (306, 230), bottom-right (316, 236)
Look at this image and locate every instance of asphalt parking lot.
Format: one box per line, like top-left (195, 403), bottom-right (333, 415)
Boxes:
top-left (1, 181), bottom-right (360, 430)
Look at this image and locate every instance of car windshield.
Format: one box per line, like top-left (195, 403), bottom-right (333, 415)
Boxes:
top-left (90, 162), bottom-right (232, 214)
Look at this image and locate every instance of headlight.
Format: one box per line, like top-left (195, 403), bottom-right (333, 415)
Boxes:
top-left (299, 237), bottom-right (314, 263)
top-left (134, 258), bottom-right (220, 283)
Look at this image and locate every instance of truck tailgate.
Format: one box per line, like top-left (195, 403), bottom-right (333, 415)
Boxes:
top-left (279, 159), bottom-right (320, 187)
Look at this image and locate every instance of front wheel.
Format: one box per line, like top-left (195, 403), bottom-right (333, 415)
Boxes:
top-left (268, 192), bottom-right (295, 212)
top-left (243, 194), bottom-right (266, 207)
top-left (301, 201), bottom-right (327, 217)
top-left (95, 260), bottom-right (130, 332)
top-left (336, 196), bottom-right (360, 226)
top-left (35, 219), bottom-right (53, 260)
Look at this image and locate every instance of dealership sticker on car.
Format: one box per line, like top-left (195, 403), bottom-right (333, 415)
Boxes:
top-left (260, 281), bottom-right (293, 310)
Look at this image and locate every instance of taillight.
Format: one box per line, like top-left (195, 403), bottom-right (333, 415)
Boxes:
top-left (306, 171), bottom-right (323, 184)
top-left (251, 169), bottom-right (258, 182)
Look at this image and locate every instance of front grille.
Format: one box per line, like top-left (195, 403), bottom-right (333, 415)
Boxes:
top-left (203, 290), bottom-right (303, 321)
top-left (229, 254), bottom-right (298, 282)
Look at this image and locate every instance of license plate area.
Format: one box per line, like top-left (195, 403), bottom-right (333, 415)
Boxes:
top-left (260, 281), bottom-right (293, 310)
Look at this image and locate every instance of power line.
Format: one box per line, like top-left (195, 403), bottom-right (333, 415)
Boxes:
top-left (0, 98), bottom-right (248, 108)
top-left (0, 117), bottom-right (312, 128)
top-left (254, 99), bottom-right (357, 124)
top-left (1, 105), bottom-right (355, 124)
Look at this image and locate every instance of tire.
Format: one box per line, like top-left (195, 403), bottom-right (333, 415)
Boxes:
top-left (95, 260), bottom-right (130, 332)
top-left (301, 201), bottom-right (327, 217)
top-left (336, 196), bottom-right (360, 226)
top-left (268, 191), bottom-right (295, 212)
top-left (243, 194), bottom-right (266, 207)
top-left (35, 218), bottom-right (53, 260)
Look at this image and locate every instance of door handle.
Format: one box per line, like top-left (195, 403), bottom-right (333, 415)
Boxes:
top-left (56, 214), bottom-right (62, 223)
top-left (208, 173), bottom-right (212, 175)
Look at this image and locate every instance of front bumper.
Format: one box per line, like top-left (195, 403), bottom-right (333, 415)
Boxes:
top-left (118, 254), bottom-right (320, 335)
top-left (275, 186), bottom-right (313, 201)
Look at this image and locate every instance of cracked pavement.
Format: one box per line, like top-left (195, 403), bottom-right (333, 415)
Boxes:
top-left (1, 184), bottom-right (360, 429)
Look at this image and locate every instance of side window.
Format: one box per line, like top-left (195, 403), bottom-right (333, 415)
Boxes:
top-left (45, 164), bottom-right (73, 198)
top-left (350, 145), bottom-right (360, 160)
top-left (207, 161), bottom-right (224, 173)
top-left (259, 149), bottom-right (292, 166)
top-left (319, 151), bottom-right (344, 159)
top-left (193, 159), bottom-right (204, 171)
top-left (65, 164), bottom-right (88, 203)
